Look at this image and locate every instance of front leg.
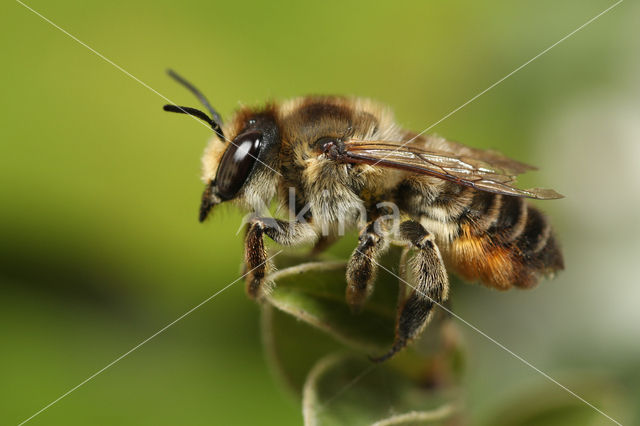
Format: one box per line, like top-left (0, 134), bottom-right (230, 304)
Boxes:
top-left (245, 217), bottom-right (317, 298)
top-left (371, 220), bottom-right (449, 362)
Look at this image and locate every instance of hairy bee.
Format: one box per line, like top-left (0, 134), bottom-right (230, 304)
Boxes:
top-left (163, 70), bottom-right (564, 361)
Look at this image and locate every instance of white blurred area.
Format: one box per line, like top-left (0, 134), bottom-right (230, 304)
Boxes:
top-left (536, 11), bottom-right (640, 348)
top-left (452, 7), bottom-right (640, 421)
top-left (458, 2), bottom-right (640, 355)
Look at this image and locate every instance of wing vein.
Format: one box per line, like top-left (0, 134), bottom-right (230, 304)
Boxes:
top-left (344, 139), bottom-right (563, 200)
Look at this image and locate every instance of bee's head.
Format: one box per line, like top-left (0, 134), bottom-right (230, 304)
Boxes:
top-left (163, 70), bottom-right (280, 222)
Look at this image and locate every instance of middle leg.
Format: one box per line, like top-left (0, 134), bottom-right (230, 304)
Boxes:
top-left (346, 221), bottom-right (389, 313)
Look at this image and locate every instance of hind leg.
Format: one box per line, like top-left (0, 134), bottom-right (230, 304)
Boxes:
top-left (371, 220), bottom-right (449, 362)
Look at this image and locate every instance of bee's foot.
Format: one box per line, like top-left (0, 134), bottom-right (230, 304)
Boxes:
top-left (368, 341), bottom-right (404, 363)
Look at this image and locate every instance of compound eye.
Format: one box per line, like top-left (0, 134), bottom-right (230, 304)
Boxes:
top-left (215, 131), bottom-right (262, 200)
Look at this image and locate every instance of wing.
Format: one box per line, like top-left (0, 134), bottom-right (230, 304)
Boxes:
top-left (343, 139), bottom-right (563, 200)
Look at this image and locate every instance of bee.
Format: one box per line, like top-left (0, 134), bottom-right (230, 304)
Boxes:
top-left (163, 70), bottom-right (564, 362)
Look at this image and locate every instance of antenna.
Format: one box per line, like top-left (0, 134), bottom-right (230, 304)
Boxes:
top-left (163, 69), bottom-right (225, 140)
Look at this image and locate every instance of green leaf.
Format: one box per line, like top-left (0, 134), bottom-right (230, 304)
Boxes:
top-left (265, 248), bottom-right (404, 353)
top-left (265, 261), bottom-right (394, 352)
top-left (260, 247), bottom-right (466, 425)
top-left (301, 353), bottom-right (459, 426)
top-left (261, 304), bottom-right (344, 394)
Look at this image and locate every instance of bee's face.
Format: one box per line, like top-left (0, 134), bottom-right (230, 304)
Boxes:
top-left (161, 71), bottom-right (283, 221)
top-left (199, 110), bottom-right (281, 221)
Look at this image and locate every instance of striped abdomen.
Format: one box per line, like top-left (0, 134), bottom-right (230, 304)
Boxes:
top-left (448, 190), bottom-right (563, 289)
top-left (409, 183), bottom-right (564, 290)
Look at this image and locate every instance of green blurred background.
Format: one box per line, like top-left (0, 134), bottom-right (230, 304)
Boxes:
top-left (1, 0), bottom-right (639, 424)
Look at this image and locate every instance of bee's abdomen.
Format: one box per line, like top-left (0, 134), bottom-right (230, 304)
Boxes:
top-left (447, 192), bottom-right (564, 290)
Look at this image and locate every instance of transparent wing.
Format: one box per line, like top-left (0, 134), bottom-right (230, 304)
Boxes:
top-left (344, 140), bottom-right (563, 200)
